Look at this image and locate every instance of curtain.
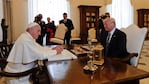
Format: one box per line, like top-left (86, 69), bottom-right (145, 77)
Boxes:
top-left (28, 0), bottom-right (70, 25)
top-left (0, 0), bottom-right (3, 42)
top-left (106, 0), bottom-right (133, 29)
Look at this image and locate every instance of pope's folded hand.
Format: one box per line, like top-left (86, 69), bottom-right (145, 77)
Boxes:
top-left (52, 45), bottom-right (64, 54)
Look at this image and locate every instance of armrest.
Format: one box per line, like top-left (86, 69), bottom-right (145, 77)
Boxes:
top-left (121, 53), bottom-right (138, 62)
top-left (111, 53), bottom-right (138, 63)
top-left (0, 58), bottom-right (7, 62)
top-left (0, 58), bottom-right (48, 83)
top-left (0, 67), bottom-right (40, 77)
top-left (0, 60), bottom-right (41, 77)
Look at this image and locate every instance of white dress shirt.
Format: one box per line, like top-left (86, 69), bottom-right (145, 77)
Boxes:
top-left (108, 27), bottom-right (116, 42)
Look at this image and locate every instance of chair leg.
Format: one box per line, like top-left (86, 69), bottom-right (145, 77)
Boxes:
top-left (30, 73), bottom-right (39, 84)
top-left (30, 67), bottom-right (40, 84)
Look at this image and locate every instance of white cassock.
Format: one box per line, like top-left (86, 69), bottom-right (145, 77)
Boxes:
top-left (4, 32), bottom-right (57, 84)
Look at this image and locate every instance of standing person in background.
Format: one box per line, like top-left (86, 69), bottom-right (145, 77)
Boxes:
top-left (46, 17), bottom-right (56, 45)
top-left (59, 13), bottom-right (74, 45)
top-left (97, 12), bottom-right (110, 41)
top-left (105, 12), bottom-right (110, 18)
top-left (4, 22), bottom-right (63, 84)
top-left (35, 14), bottom-right (46, 45)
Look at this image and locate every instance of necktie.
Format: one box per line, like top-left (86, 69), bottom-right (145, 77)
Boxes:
top-left (105, 32), bottom-right (111, 56)
top-left (106, 32), bottom-right (111, 43)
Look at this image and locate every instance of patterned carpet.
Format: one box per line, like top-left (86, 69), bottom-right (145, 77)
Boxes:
top-left (138, 40), bottom-right (149, 84)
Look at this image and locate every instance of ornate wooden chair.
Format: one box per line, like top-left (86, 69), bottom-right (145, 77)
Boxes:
top-left (0, 43), bottom-right (47, 84)
top-left (120, 24), bottom-right (147, 67)
top-left (0, 43), bottom-right (13, 70)
top-left (70, 29), bottom-right (81, 44)
top-left (50, 23), bottom-right (67, 44)
top-left (88, 28), bottom-right (98, 43)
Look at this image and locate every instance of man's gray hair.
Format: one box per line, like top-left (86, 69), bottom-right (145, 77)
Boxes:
top-left (26, 22), bottom-right (39, 31)
top-left (110, 18), bottom-right (115, 23)
top-left (28, 22), bottom-right (39, 28)
top-left (103, 17), bottom-right (116, 25)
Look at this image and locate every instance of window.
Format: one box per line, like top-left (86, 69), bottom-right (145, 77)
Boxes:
top-left (106, 0), bottom-right (133, 28)
top-left (28, 0), bottom-right (70, 25)
top-left (0, 0), bottom-right (3, 42)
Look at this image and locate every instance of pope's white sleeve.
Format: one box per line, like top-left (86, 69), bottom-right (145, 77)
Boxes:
top-left (43, 47), bottom-right (57, 58)
top-left (33, 42), bottom-right (57, 60)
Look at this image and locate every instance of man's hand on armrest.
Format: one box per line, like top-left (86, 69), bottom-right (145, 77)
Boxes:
top-left (111, 53), bottom-right (138, 63)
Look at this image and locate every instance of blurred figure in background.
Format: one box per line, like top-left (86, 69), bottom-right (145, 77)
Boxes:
top-left (97, 12), bottom-right (110, 42)
top-left (59, 13), bottom-right (74, 45)
top-left (35, 14), bottom-right (46, 45)
top-left (46, 17), bottom-right (56, 45)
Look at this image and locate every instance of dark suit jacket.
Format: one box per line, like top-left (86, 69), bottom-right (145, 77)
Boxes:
top-left (59, 19), bottom-right (74, 38)
top-left (59, 19), bottom-right (74, 31)
top-left (100, 29), bottom-right (129, 58)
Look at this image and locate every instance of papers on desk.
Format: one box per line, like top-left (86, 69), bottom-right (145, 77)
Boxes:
top-left (71, 46), bottom-right (90, 55)
top-left (48, 49), bottom-right (77, 61)
top-left (81, 45), bottom-right (91, 51)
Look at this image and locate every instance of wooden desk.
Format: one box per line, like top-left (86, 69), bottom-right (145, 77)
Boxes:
top-left (45, 56), bottom-right (149, 84)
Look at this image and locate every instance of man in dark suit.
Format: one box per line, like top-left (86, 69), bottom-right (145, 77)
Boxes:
top-left (59, 13), bottom-right (74, 45)
top-left (35, 14), bottom-right (46, 45)
top-left (100, 18), bottom-right (137, 63)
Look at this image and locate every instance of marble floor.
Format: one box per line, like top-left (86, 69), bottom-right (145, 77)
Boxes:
top-left (0, 40), bottom-right (149, 84)
top-left (138, 40), bottom-right (149, 84)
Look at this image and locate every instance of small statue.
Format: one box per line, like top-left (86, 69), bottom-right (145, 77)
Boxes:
top-left (1, 18), bottom-right (8, 44)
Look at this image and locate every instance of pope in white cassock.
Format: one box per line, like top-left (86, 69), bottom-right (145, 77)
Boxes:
top-left (4, 22), bottom-right (63, 84)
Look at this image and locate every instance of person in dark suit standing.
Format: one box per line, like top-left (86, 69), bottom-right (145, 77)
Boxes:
top-left (97, 12), bottom-right (110, 41)
top-left (35, 14), bottom-right (46, 45)
top-left (59, 13), bottom-right (74, 45)
top-left (100, 18), bottom-right (137, 64)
